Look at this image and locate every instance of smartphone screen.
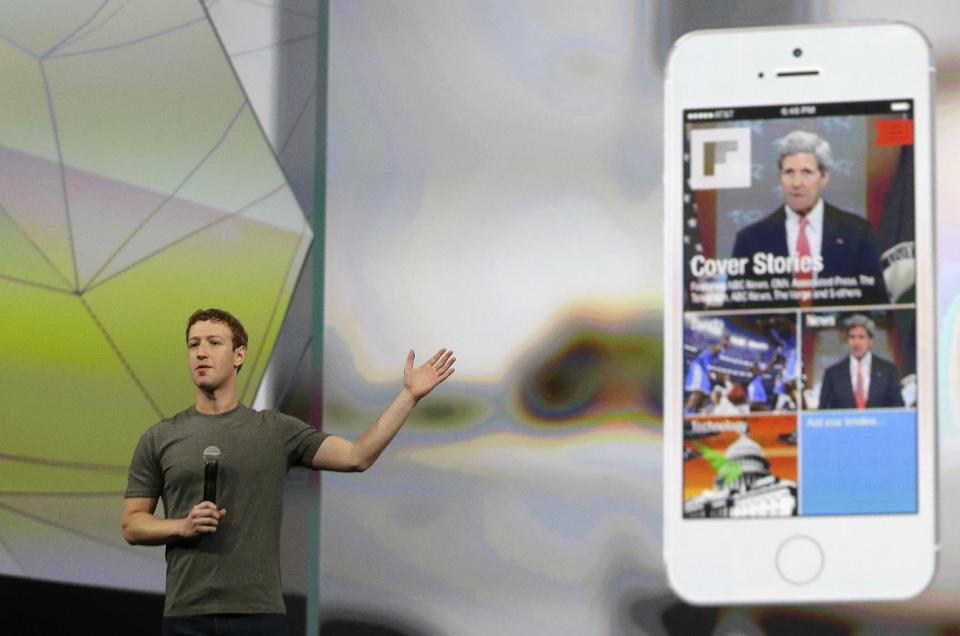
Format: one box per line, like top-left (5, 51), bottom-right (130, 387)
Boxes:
top-left (679, 99), bottom-right (917, 519)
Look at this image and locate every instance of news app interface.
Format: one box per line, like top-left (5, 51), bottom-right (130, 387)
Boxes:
top-left (680, 100), bottom-right (917, 519)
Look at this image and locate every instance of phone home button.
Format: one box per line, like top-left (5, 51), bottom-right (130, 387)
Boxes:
top-left (775, 535), bottom-right (824, 585)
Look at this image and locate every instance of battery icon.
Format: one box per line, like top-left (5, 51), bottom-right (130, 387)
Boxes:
top-left (891, 102), bottom-right (911, 112)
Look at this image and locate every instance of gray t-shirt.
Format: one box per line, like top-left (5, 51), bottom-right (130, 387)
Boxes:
top-left (125, 404), bottom-right (328, 616)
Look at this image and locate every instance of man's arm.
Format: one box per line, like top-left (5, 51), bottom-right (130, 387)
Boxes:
top-left (312, 348), bottom-right (455, 472)
top-left (122, 497), bottom-right (226, 545)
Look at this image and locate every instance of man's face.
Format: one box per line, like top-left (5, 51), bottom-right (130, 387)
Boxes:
top-left (779, 152), bottom-right (829, 214)
top-left (187, 320), bottom-right (245, 390)
top-left (846, 326), bottom-right (872, 359)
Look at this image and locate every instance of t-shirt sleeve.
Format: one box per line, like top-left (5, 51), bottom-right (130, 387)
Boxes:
top-left (125, 428), bottom-right (162, 499)
top-left (272, 411), bottom-right (329, 469)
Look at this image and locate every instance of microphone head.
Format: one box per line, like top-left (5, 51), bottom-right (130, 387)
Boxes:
top-left (203, 446), bottom-right (221, 463)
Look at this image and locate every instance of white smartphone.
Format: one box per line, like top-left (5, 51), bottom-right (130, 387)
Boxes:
top-left (663, 23), bottom-right (936, 604)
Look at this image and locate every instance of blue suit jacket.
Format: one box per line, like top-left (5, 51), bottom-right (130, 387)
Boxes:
top-left (731, 202), bottom-right (888, 305)
top-left (818, 354), bottom-right (903, 410)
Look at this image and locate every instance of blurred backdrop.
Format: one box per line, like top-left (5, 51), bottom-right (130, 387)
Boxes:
top-left (2, 1), bottom-right (960, 634)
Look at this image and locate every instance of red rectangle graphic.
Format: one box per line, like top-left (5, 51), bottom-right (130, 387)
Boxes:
top-left (876, 119), bottom-right (913, 146)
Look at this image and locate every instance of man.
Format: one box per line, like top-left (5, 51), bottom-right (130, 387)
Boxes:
top-left (762, 317), bottom-right (798, 411)
top-left (747, 351), bottom-right (780, 412)
top-left (772, 360), bottom-right (797, 412)
top-left (684, 335), bottom-right (729, 414)
top-left (122, 308), bottom-right (455, 635)
top-left (818, 314), bottom-right (903, 410)
top-left (731, 130), bottom-right (888, 305)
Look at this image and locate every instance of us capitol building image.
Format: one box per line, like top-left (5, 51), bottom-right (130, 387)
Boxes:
top-left (684, 434), bottom-right (797, 518)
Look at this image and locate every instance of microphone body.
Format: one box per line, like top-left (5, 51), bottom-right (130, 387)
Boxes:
top-left (203, 446), bottom-right (221, 504)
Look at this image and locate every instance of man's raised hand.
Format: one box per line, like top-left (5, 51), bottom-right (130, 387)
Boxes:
top-left (403, 348), bottom-right (455, 401)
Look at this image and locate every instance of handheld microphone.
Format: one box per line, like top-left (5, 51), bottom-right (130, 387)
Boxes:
top-left (203, 446), bottom-right (221, 504)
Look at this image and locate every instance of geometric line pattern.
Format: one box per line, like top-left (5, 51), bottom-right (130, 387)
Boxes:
top-left (204, 0), bottom-right (323, 424)
top-left (80, 101), bottom-right (248, 293)
top-left (0, 452), bottom-right (128, 473)
top-left (0, 0), bottom-right (313, 591)
top-left (229, 31), bottom-right (318, 58)
top-left (0, 500), bottom-right (147, 558)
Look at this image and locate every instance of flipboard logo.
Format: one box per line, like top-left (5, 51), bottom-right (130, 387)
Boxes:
top-left (689, 127), bottom-right (752, 190)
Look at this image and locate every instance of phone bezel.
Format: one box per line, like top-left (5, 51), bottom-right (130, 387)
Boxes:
top-left (662, 22), bottom-right (937, 604)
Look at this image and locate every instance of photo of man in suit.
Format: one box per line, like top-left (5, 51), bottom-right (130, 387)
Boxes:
top-left (731, 130), bottom-right (888, 305)
top-left (818, 314), bottom-right (904, 410)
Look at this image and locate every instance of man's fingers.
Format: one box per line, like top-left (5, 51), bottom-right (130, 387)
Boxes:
top-left (425, 348), bottom-right (446, 366)
top-left (438, 355), bottom-right (456, 374)
top-left (192, 513), bottom-right (220, 530)
top-left (439, 368), bottom-right (455, 382)
top-left (181, 504), bottom-right (228, 538)
top-left (427, 350), bottom-right (453, 373)
top-left (406, 349), bottom-right (415, 369)
top-left (190, 504), bottom-right (226, 523)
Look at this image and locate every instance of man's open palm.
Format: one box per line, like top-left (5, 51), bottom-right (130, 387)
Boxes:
top-left (404, 348), bottom-right (455, 400)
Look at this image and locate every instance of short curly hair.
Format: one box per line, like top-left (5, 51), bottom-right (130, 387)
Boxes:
top-left (185, 308), bottom-right (248, 351)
